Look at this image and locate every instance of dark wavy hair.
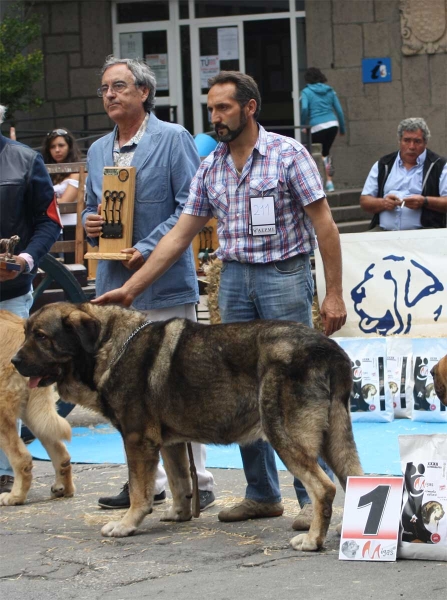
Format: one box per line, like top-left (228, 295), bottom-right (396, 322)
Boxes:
top-left (208, 71), bottom-right (262, 120)
top-left (304, 67), bottom-right (328, 84)
top-left (41, 128), bottom-right (83, 184)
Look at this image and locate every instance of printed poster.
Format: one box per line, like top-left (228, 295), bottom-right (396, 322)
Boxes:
top-left (145, 54), bottom-right (169, 91)
top-left (200, 55), bottom-right (220, 88)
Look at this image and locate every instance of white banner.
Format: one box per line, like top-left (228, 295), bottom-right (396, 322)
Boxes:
top-left (315, 229), bottom-right (447, 337)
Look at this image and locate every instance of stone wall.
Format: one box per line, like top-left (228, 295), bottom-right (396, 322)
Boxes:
top-left (305, 0), bottom-right (447, 188)
top-left (13, 0), bottom-right (113, 148)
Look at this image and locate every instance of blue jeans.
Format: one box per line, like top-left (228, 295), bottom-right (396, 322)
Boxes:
top-left (0, 291), bottom-right (33, 476)
top-left (218, 256), bottom-right (334, 506)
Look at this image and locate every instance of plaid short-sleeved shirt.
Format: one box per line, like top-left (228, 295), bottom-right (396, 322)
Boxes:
top-left (183, 125), bottom-right (325, 263)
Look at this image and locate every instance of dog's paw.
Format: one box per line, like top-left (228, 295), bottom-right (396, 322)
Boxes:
top-left (0, 492), bottom-right (25, 506)
top-left (290, 533), bottom-right (320, 552)
top-left (51, 482), bottom-right (75, 498)
top-left (101, 521), bottom-right (137, 537)
top-left (335, 522), bottom-right (342, 535)
top-left (160, 506), bottom-right (192, 522)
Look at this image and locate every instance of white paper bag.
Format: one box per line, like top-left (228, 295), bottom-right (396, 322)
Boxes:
top-left (398, 434), bottom-right (447, 560)
top-left (411, 339), bottom-right (447, 423)
top-left (336, 338), bottom-right (393, 422)
top-left (386, 337), bottom-right (412, 419)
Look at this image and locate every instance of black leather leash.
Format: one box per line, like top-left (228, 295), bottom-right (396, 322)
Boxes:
top-left (187, 442), bottom-right (200, 518)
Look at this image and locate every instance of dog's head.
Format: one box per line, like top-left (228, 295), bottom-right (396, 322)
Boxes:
top-left (12, 302), bottom-right (101, 388)
top-left (431, 356), bottom-right (447, 407)
top-left (341, 540), bottom-right (359, 559)
top-left (422, 501), bottom-right (445, 525)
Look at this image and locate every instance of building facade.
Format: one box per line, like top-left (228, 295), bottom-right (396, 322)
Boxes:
top-left (4, 0), bottom-right (447, 188)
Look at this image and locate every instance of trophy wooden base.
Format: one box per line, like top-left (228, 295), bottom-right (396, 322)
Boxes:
top-left (84, 252), bottom-right (132, 261)
top-left (0, 260), bottom-right (21, 272)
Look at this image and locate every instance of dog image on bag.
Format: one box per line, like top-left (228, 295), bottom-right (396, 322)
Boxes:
top-left (12, 302), bottom-right (364, 552)
top-left (431, 356), bottom-right (447, 406)
top-left (422, 501), bottom-right (445, 531)
top-left (0, 310), bottom-right (74, 505)
top-left (401, 462), bottom-right (433, 543)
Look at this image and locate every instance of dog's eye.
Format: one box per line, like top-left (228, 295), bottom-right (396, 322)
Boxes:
top-left (35, 332), bottom-right (47, 341)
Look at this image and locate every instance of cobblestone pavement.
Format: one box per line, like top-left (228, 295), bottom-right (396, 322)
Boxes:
top-left (0, 407), bottom-right (445, 599)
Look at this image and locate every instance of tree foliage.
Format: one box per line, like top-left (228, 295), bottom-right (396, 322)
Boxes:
top-left (0, 2), bottom-right (43, 122)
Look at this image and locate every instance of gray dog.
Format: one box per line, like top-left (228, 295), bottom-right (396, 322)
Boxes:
top-left (12, 302), bottom-right (363, 551)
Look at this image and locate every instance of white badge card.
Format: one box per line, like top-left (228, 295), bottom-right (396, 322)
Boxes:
top-left (339, 476), bottom-right (404, 562)
top-left (249, 196), bottom-right (276, 236)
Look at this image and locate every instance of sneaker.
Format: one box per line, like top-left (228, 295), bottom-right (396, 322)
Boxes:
top-left (292, 503), bottom-right (313, 531)
top-left (0, 475), bottom-right (14, 494)
top-left (325, 181), bottom-right (335, 192)
top-left (199, 490), bottom-right (216, 511)
top-left (218, 499), bottom-right (284, 522)
top-left (153, 490), bottom-right (167, 504)
top-left (98, 482), bottom-right (166, 509)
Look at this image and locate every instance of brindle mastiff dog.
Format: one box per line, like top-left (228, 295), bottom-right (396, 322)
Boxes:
top-left (431, 356), bottom-right (447, 407)
top-left (12, 302), bottom-right (364, 552)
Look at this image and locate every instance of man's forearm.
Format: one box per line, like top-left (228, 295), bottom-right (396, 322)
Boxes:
top-left (360, 194), bottom-right (383, 214)
top-left (121, 213), bottom-right (209, 301)
top-left (424, 195), bottom-right (447, 213)
top-left (316, 222), bottom-right (343, 296)
top-left (122, 229), bottom-right (189, 300)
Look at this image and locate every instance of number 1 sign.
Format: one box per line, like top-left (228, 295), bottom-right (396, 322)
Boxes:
top-left (339, 476), bottom-right (404, 561)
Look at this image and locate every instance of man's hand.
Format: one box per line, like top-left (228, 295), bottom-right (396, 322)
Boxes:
top-left (382, 193), bottom-right (403, 211)
top-left (319, 292), bottom-right (347, 337)
top-left (91, 285), bottom-right (135, 307)
top-left (0, 255), bottom-right (27, 282)
top-left (85, 213), bottom-right (104, 238)
top-left (121, 248), bottom-right (144, 271)
top-left (401, 194), bottom-right (425, 210)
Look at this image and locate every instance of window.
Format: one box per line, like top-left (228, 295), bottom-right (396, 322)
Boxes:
top-left (117, 1), bottom-right (169, 24)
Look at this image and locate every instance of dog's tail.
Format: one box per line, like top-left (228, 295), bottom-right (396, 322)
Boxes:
top-left (324, 365), bottom-right (364, 490)
top-left (23, 387), bottom-right (72, 443)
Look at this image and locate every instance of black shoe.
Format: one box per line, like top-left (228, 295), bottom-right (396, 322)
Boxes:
top-left (98, 482), bottom-right (166, 509)
top-left (0, 475), bottom-right (14, 494)
top-left (199, 490), bottom-right (216, 511)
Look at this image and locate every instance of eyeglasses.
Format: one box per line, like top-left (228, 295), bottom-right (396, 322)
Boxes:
top-left (96, 82), bottom-right (139, 97)
top-left (47, 129), bottom-right (68, 137)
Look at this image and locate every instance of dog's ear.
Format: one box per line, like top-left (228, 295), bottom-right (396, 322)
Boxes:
top-left (64, 310), bottom-right (100, 353)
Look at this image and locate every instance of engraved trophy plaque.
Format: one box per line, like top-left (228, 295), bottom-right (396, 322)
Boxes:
top-left (84, 166), bottom-right (136, 261)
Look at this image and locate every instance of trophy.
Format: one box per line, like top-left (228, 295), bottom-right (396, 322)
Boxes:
top-left (0, 235), bottom-right (21, 272)
top-left (84, 166), bottom-right (136, 261)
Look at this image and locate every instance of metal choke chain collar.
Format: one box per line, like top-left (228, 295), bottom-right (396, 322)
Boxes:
top-left (109, 320), bottom-right (153, 369)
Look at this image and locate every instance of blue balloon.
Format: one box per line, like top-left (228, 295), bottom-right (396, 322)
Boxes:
top-left (194, 133), bottom-right (218, 157)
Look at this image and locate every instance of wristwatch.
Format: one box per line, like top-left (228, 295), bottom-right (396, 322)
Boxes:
top-left (423, 196), bottom-right (429, 207)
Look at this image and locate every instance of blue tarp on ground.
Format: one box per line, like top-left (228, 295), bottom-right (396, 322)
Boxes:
top-left (29, 421), bottom-right (447, 475)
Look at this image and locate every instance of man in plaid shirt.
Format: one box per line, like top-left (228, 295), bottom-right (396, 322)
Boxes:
top-left (94, 71), bottom-right (347, 531)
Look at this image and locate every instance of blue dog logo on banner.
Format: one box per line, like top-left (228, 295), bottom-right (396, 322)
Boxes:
top-left (351, 255), bottom-right (444, 335)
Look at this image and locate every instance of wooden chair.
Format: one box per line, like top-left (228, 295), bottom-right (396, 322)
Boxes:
top-left (45, 162), bottom-right (87, 265)
top-left (32, 162), bottom-right (97, 311)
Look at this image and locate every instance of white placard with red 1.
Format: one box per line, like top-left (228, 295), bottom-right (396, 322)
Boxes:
top-left (339, 476), bottom-right (404, 561)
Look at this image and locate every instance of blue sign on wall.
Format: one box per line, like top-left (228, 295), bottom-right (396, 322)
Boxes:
top-left (362, 57), bottom-right (392, 83)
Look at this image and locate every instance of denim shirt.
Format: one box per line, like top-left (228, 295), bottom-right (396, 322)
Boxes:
top-left (82, 112), bottom-right (200, 310)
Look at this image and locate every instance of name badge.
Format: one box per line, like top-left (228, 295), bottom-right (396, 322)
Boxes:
top-left (249, 196), bottom-right (276, 236)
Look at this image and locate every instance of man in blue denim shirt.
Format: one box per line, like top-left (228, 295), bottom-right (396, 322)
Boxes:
top-left (82, 56), bottom-right (215, 512)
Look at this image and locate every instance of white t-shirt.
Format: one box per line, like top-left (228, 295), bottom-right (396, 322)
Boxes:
top-left (54, 178), bottom-right (79, 227)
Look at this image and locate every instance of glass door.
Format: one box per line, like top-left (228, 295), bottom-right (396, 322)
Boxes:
top-left (112, 2), bottom-right (182, 124)
top-left (190, 20), bottom-right (244, 134)
top-left (190, 16), bottom-right (294, 137)
top-left (244, 18), bottom-right (294, 138)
